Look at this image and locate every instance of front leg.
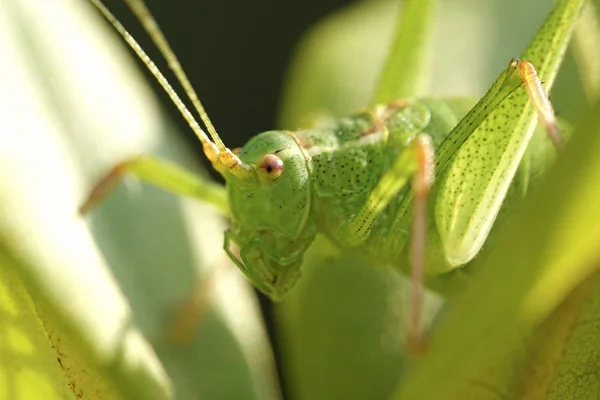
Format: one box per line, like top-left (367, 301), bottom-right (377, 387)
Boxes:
top-left (79, 155), bottom-right (229, 216)
top-left (343, 135), bottom-right (434, 354)
top-left (79, 155), bottom-right (230, 344)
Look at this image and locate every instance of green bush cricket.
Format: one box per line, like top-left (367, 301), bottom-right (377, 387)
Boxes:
top-left (83, 0), bottom-right (586, 351)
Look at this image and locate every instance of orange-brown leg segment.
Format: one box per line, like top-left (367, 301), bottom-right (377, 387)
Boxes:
top-left (518, 60), bottom-right (563, 149)
top-left (79, 156), bottom-right (229, 216)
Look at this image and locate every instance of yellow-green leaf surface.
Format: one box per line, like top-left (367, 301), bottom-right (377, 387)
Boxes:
top-left (0, 257), bottom-right (74, 400)
top-left (548, 274), bottom-right (600, 399)
top-left (0, 0), bottom-right (279, 399)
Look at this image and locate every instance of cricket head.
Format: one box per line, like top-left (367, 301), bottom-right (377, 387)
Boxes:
top-left (90, 0), bottom-right (314, 301)
top-left (221, 130), bottom-right (315, 301)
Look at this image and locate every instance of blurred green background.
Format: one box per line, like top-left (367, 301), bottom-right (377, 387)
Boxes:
top-left (1, 0), bottom-right (598, 399)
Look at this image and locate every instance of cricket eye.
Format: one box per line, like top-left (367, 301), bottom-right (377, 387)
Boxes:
top-left (257, 154), bottom-right (284, 182)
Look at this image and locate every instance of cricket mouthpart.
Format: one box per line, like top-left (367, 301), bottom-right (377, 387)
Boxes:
top-left (258, 257), bottom-right (303, 302)
top-left (224, 229), bottom-right (304, 301)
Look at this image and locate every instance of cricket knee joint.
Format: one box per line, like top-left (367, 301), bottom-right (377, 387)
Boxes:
top-left (412, 134), bottom-right (435, 198)
top-left (515, 60), bottom-right (563, 148)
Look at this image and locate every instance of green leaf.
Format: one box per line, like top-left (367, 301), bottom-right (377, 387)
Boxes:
top-left (547, 275), bottom-right (600, 399)
top-left (0, 255), bottom-right (75, 400)
top-left (276, 238), bottom-right (442, 400)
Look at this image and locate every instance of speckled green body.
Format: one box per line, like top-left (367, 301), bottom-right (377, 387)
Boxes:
top-left (297, 97), bottom-right (553, 273)
top-left (87, 0), bottom-right (582, 304)
top-left (299, 98), bottom-right (463, 271)
top-left (226, 96), bottom-right (556, 299)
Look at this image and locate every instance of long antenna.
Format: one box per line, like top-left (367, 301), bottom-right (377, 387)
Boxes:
top-left (90, 0), bottom-right (253, 177)
top-left (122, 0), bottom-right (225, 152)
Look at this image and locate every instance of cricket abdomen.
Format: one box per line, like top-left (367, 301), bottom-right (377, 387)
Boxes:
top-left (302, 98), bottom-right (465, 267)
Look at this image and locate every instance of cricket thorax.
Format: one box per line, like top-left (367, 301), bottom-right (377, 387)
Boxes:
top-left (302, 99), bottom-right (463, 265)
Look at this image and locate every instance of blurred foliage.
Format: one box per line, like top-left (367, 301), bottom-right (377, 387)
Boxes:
top-left (1, 0), bottom-right (599, 399)
top-left (0, 0), bottom-right (278, 399)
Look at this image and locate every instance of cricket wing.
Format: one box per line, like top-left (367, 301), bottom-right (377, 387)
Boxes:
top-left (434, 0), bottom-right (585, 267)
